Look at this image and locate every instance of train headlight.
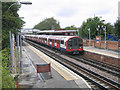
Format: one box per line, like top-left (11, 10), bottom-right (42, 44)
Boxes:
top-left (80, 47), bottom-right (81, 49)
top-left (70, 47), bottom-right (71, 49)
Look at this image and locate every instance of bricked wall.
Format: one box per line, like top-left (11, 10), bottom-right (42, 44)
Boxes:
top-left (82, 51), bottom-right (120, 67)
top-left (83, 39), bottom-right (119, 50)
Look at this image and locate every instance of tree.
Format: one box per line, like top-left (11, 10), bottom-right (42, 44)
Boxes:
top-left (105, 23), bottom-right (114, 35)
top-left (80, 16), bottom-right (103, 39)
top-left (114, 20), bottom-right (120, 39)
top-left (103, 23), bottom-right (115, 40)
top-left (2, 2), bottom-right (25, 49)
top-left (79, 16), bottom-right (114, 39)
top-left (80, 21), bottom-right (88, 38)
top-left (33, 17), bottom-right (61, 30)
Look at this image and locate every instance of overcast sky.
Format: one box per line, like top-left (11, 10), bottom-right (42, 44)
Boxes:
top-left (18, 0), bottom-right (119, 28)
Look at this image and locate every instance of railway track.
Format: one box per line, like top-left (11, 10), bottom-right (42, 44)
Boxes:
top-left (24, 39), bottom-right (120, 89)
top-left (67, 55), bottom-right (120, 77)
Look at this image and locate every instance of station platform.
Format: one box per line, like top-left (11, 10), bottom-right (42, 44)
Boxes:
top-left (18, 41), bottom-right (91, 89)
top-left (84, 46), bottom-right (119, 59)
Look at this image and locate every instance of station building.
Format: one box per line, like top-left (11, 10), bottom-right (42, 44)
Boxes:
top-left (37, 29), bottom-right (77, 36)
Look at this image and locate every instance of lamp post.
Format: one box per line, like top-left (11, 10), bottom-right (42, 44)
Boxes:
top-left (8, 1), bottom-right (32, 10)
top-left (88, 28), bottom-right (91, 46)
top-left (104, 26), bottom-right (106, 49)
top-left (92, 19), bottom-right (105, 48)
top-left (99, 20), bottom-right (106, 49)
top-left (97, 25), bottom-right (100, 36)
top-left (8, 1), bottom-right (32, 74)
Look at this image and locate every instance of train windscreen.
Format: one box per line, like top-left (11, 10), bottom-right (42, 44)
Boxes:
top-left (68, 38), bottom-right (82, 49)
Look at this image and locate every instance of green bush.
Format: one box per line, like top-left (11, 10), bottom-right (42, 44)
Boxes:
top-left (2, 48), bottom-right (16, 88)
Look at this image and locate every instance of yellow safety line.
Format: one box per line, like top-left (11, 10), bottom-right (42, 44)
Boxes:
top-left (52, 64), bottom-right (73, 80)
top-left (52, 60), bottom-right (79, 80)
top-left (27, 45), bottom-right (79, 80)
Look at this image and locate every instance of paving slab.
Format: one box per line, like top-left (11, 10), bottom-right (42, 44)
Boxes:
top-left (84, 46), bottom-right (119, 58)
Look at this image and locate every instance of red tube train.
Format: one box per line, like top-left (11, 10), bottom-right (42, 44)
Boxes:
top-left (24, 35), bottom-right (84, 54)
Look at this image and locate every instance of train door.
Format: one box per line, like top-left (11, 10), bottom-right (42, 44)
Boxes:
top-left (43, 39), bottom-right (45, 44)
top-left (49, 39), bottom-right (51, 46)
top-left (37, 37), bottom-right (39, 42)
top-left (55, 40), bottom-right (57, 48)
top-left (43, 39), bottom-right (44, 44)
top-left (38, 37), bottom-right (40, 43)
top-left (46, 39), bottom-right (47, 45)
top-left (48, 39), bottom-right (50, 45)
top-left (40, 38), bottom-right (42, 43)
top-left (39, 38), bottom-right (41, 43)
top-left (68, 38), bottom-right (73, 49)
top-left (35, 37), bottom-right (37, 41)
top-left (52, 39), bottom-right (54, 47)
top-left (57, 40), bottom-right (60, 49)
top-left (42, 38), bottom-right (43, 44)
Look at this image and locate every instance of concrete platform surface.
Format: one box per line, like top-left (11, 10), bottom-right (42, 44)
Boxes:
top-left (84, 46), bottom-right (119, 58)
top-left (18, 41), bottom-right (91, 89)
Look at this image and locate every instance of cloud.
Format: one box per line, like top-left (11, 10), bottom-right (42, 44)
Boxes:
top-left (18, 0), bottom-right (119, 28)
top-left (57, 7), bottom-right (78, 17)
top-left (96, 9), bottom-right (111, 15)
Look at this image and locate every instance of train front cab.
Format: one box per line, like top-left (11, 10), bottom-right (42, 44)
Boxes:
top-left (66, 37), bottom-right (83, 54)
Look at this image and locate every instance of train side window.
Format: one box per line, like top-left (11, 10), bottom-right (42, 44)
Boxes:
top-left (70, 33), bottom-right (73, 35)
top-left (68, 39), bottom-right (72, 42)
top-left (58, 40), bottom-right (59, 44)
top-left (50, 39), bottom-right (52, 42)
top-left (69, 39), bottom-right (72, 42)
top-left (61, 40), bottom-right (64, 44)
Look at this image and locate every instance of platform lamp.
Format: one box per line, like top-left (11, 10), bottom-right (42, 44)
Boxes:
top-left (88, 28), bottom-right (91, 46)
top-left (8, 1), bottom-right (32, 10)
top-left (103, 24), bottom-right (106, 49)
top-left (100, 20), bottom-right (106, 49)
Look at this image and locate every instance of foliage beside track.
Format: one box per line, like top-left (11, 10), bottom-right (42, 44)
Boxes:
top-left (1, 49), bottom-right (16, 88)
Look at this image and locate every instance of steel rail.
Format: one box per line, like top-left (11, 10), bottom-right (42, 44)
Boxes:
top-left (67, 55), bottom-right (120, 77)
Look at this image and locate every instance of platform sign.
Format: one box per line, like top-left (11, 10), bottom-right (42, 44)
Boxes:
top-left (96, 36), bottom-right (101, 43)
top-left (36, 63), bottom-right (52, 79)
